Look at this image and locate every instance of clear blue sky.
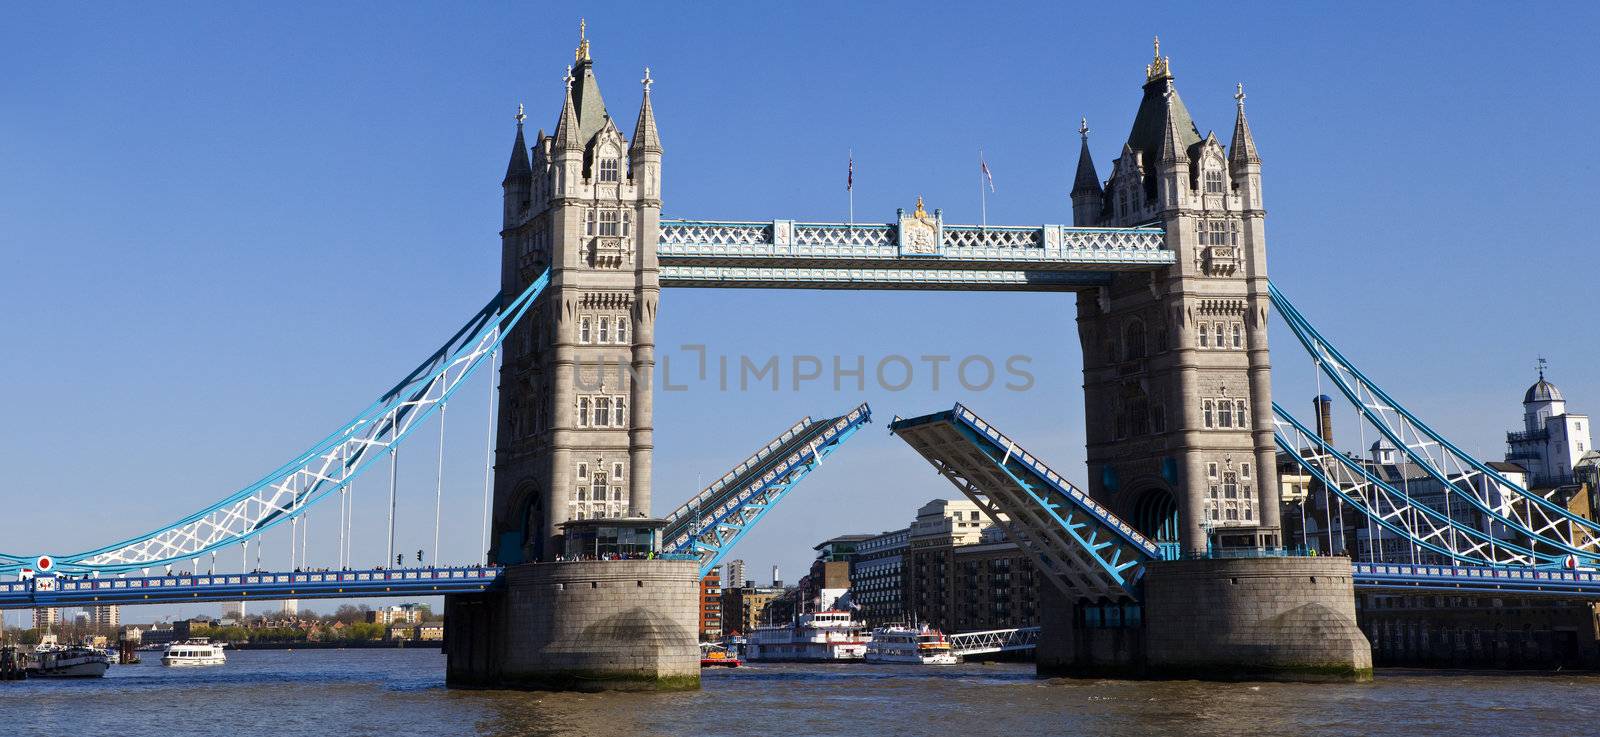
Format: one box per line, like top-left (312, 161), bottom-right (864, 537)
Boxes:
top-left (3, 3), bottom-right (1596, 622)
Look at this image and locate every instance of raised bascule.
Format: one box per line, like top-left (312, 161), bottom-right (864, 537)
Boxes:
top-left (10, 27), bottom-right (1600, 689)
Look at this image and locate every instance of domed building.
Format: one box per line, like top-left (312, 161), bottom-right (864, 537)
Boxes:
top-left (1506, 365), bottom-right (1590, 488)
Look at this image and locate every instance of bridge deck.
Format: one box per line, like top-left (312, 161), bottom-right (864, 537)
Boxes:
top-left (658, 220), bottom-right (1170, 290)
top-left (661, 403), bottom-right (872, 576)
top-left (1353, 562), bottom-right (1600, 599)
top-left (890, 403), bottom-right (1159, 602)
top-left (0, 566), bottom-right (502, 608)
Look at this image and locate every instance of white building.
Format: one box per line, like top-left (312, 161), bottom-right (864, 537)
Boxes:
top-left (1506, 368), bottom-right (1590, 488)
top-left (89, 605), bottom-right (119, 628)
top-left (909, 499), bottom-right (994, 548)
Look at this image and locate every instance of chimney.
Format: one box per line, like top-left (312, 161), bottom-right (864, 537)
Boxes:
top-left (771, 565), bottom-right (781, 588)
top-left (1314, 395), bottom-right (1335, 444)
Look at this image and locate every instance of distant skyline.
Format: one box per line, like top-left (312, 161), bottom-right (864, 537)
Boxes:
top-left (3, 3), bottom-right (1597, 621)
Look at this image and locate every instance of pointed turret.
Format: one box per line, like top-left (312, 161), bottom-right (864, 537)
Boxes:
top-left (553, 66), bottom-right (582, 154)
top-left (503, 104), bottom-right (532, 185)
top-left (1228, 83), bottom-right (1260, 167)
top-left (1070, 117), bottom-right (1102, 226)
top-left (630, 67), bottom-right (661, 155)
top-left (503, 105), bottom-right (532, 227)
top-left (1229, 83), bottom-right (1263, 209)
top-left (1127, 36), bottom-right (1201, 203)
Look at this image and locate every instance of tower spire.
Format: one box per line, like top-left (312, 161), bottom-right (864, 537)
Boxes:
top-left (553, 65), bottom-right (581, 152)
top-left (1229, 82), bottom-right (1261, 166)
top-left (1071, 117), bottom-right (1101, 198)
top-left (576, 18), bottom-right (590, 63)
top-left (631, 67), bottom-right (661, 155)
top-left (504, 103), bottom-right (531, 184)
top-left (1146, 34), bottom-right (1171, 82)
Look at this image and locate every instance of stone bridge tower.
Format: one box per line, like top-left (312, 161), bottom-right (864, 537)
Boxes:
top-left (1071, 39), bottom-right (1280, 555)
top-left (491, 26), bottom-right (662, 563)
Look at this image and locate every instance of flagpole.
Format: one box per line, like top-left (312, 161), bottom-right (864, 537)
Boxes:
top-left (979, 148), bottom-right (987, 228)
top-left (847, 148), bottom-right (854, 227)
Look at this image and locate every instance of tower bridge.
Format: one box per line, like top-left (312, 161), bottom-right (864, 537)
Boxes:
top-left (8, 29), bottom-right (1600, 690)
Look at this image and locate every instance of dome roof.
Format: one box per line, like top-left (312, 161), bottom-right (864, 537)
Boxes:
top-left (1525, 378), bottom-right (1564, 404)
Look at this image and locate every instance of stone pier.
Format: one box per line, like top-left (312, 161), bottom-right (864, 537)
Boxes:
top-left (1039, 557), bottom-right (1372, 682)
top-left (445, 559), bottom-right (701, 692)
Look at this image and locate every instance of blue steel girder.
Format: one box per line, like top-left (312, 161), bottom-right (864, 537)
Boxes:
top-left (1274, 404), bottom-right (1555, 567)
top-left (661, 403), bottom-right (873, 578)
top-left (890, 403), bottom-right (1160, 602)
top-left (5, 271), bottom-right (552, 576)
top-left (1269, 281), bottom-right (1600, 563)
top-left (0, 567), bottom-right (502, 609)
top-left (658, 219), bottom-right (1170, 291)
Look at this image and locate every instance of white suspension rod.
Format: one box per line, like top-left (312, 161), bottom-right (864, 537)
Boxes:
top-left (433, 402), bottom-right (447, 568)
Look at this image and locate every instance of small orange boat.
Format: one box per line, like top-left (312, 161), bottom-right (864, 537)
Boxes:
top-left (700, 649), bottom-right (743, 668)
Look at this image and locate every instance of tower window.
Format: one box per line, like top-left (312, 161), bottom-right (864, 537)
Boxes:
top-left (594, 397), bottom-right (611, 427)
top-left (1223, 473), bottom-right (1239, 499)
top-left (1205, 170), bottom-right (1224, 194)
top-left (1207, 462), bottom-right (1219, 479)
top-left (1235, 400), bottom-right (1248, 429)
top-left (613, 396), bottom-right (627, 426)
top-left (577, 462), bottom-right (589, 479)
top-left (1198, 323), bottom-right (1209, 348)
top-left (613, 462), bottom-right (625, 479)
top-left (1124, 321), bottom-right (1146, 361)
top-left (584, 209), bottom-right (596, 236)
top-left (599, 158), bottom-right (619, 182)
top-left (621, 210), bottom-right (632, 237)
top-left (599, 210), bottom-right (620, 236)
top-left (598, 317), bottom-right (610, 343)
top-left (1241, 462), bottom-right (1252, 480)
top-left (1218, 402), bottom-right (1233, 428)
top-left (577, 397), bottom-right (590, 427)
top-left (617, 317), bottom-right (630, 343)
top-left (1232, 323), bottom-right (1243, 348)
top-left (580, 317), bottom-right (592, 343)
top-left (1203, 400), bottom-right (1215, 429)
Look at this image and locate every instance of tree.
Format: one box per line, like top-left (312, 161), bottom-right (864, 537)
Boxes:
top-left (332, 604), bottom-right (370, 625)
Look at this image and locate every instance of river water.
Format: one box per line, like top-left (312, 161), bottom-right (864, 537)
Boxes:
top-left (3, 649), bottom-right (1596, 736)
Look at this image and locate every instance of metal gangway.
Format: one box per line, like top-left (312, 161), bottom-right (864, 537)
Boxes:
top-left (948, 626), bottom-right (1040, 657)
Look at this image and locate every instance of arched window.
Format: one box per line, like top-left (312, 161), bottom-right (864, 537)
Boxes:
top-left (1232, 323), bottom-right (1243, 349)
top-left (599, 158), bottom-right (619, 182)
top-left (584, 209), bottom-right (596, 236)
top-left (1198, 323), bottom-right (1209, 348)
top-left (579, 317), bottom-right (592, 344)
top-left (1203, 400), bottom-right (1215, 429)
top-left (594, 397), bottom-right (611, 427)
top-left (616, 317), bottom-right (629, 343)
top-left (613, 396), bottom-right (626, 427)
top-left (1223, 472), bottom-right (1239, 499)
top-left (1234, 400), bottom-right (1248, 428)
top-left (1218, 402), bottom-right (1234, 428)
top-left (598, 317), bottom-right (610, 343)
top-left (1205, 169), bottom-right (1224, 194)
top-left (577, 398), bottom-right (590, 427)
top-left (1124, 321), bottom-right (1146, 361)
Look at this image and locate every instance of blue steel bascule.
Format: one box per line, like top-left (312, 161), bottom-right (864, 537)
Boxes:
top-left (9, 29), bottom-right (1600, 687)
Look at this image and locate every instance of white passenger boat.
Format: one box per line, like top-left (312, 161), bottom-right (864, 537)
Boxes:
top-left (162, 639), bottom-right (227, 666)
top-left (747, 611), bottom-right (868, 662)
top-left (864, 624), bottom-right (960, 665)
top-left (28, 643), bottom-right (110, 678)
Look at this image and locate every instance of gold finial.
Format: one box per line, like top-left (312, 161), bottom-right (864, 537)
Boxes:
top-left (1145, 33), bottom-right (1171, 81)
top-left (515, 103), bottom-right (526, 125)
top-left (641, 66), bottom-right (653, 93)
top-left (913, 195), bottom-right (927, 218)
top-left (1078, 117), bottom-right (1090, 141)
top-left (576, 18), bottom-right (591, 62)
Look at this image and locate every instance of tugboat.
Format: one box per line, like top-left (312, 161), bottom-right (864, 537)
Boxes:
top-left (27, 643), bottom-right (110, 678)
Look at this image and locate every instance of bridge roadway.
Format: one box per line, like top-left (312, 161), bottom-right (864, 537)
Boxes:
top-left (0, 566), bottom-right (503, 609)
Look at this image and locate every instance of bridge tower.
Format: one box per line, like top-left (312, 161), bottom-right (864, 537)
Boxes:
top-left (1072, 39), bottom-right (1280, 555)
top-left (447, 24), bottom-right (698, 692)
top-left (492, 25), bottom-right (662, 565)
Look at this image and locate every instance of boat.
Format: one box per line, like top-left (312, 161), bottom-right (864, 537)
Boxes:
top-left (864, 624), bottom-right (960, 665)
top-left (161, 639), bottom-right (227, 666)
top-left (699, 643), bottom-right (743, 668)
top-left (746, 610), bottom-right (868, 662)
top-left (27, 643), bottom-right (110, 678)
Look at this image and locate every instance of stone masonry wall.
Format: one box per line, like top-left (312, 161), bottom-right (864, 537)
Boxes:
top-left (446, 559), bottom-right (701, 691)
top-left (1142, 557), bottom-right (1371, 681)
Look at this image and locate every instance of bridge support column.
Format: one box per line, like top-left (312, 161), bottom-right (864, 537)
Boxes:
top-left (1141, 557), bottom-right (1371, 681)
top-left (1038, 557), bottom-right (1371, 681)
top-left (445, 559), bottom-right (700, 692)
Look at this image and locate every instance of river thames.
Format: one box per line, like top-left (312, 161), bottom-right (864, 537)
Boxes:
top-left (4, 649), bottom-right (1597, 736)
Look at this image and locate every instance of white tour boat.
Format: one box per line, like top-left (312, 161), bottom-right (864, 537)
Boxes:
top-left (28, 643), bottom-right (111, 678)
top-left (162, 639), bottom-right (227, 666)
top-left (864, 624), bottom-right (960, 665)
top-left (747, 611), bottom-right (868, 662)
